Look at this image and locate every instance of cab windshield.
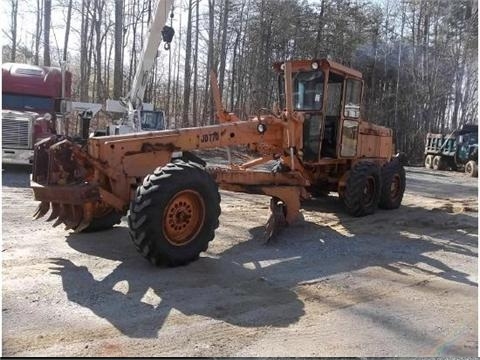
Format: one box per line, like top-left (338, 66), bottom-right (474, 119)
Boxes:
top-left (141, 111), bottom-right (165, 130)
top-left (2, 94), bottom-right (54, 112)
top-left (278, 71), bottom-right (324, 111)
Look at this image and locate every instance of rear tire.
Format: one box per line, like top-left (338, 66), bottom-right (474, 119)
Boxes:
top-left (432, 155), bottom-right (445, 170)
top-left (343, 161), bottom-right (381, 217)
top-left (379, 159), bottom-right (406, 210)
top-left (424, 155), bottom-right (434, 169)
top-left (465, 160), bottom-right (478, 177)
top-left (128, 160), bottom-right (221, 267)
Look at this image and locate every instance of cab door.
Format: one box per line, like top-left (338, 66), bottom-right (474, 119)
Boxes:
top-left (339, 78), bottom-right (362, 158)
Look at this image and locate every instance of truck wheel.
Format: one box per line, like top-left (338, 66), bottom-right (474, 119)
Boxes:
top-left (424, 155), bottom-right (434, 169)
top-left (379, 159), bottom-right (406, 210)
top-left (81, 209), bottom-right (122, 233)
top-left (432, 155), bottom-right (445, 170)
top-left (128, 160), bottom-right (221, 267)
top-left (465, 160), bottom-right (478, 177)
top-left (343, 161), bottom-right (381, 217)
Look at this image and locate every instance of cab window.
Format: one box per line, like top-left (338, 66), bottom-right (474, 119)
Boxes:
top-left (344, 79), bottom-right (362, 118)
top-left (292, 71), bottom-right (324, 110)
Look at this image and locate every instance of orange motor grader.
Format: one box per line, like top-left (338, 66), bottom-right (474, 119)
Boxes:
top-left (31, 59), bottom-right (405, 266)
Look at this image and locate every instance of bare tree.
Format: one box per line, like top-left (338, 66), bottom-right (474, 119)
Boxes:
top-left (182, 0), bottom-right (193, 127)
top-left (94, 0), bottom-right (106, 102)
top-left (113, 0), bottom-right (124, 99)
top-left (80, 0), bottom-right (92, 101)
top-left (63, 0), bottom-right (73, 62)
top-left (192, 0), bottom-right (200, 126)
top-left (9, 0), bottom-right (18, 62)
top-left (43, 0), bottom-right (52, 66)
top-left (202, 0), bottom-right (215, 124)
top-left (34, 0), bottom-right (43, 65)
top-left (218, 0), bottom-right (229, 94)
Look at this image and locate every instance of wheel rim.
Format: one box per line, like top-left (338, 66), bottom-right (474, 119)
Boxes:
top-left (390, 174), bottom-right (401, 200)
top-left (163, 190), bottom-right (205, 246)
top-left (363, 176), bottom-right (376, 207)
top-left (466, 163), bottom-right (472, 174)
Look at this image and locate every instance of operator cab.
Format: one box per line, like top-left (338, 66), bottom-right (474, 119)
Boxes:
top-left (275, 59), bottom-right (363, 163)
top-left (141, 110), bottom-right (166, 131)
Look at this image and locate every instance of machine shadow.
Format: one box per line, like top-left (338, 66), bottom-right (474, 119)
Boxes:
top-left (52, 226), bottom-right (305, 338)
top-left (53, 193), bottom-right (477, 339)
top-left (232, 194), bottom-right (478, 289)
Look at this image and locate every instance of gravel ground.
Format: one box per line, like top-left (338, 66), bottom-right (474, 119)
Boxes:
top-left (1, 164), bottom-right (478, 357)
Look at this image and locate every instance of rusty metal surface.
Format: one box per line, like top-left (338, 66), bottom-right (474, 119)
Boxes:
top-left (30, 58), bottom-right (400, 242)
top-left (209, 167), bottom-right (308, 187)
top-left (31, 181), bottom-right (100, 204)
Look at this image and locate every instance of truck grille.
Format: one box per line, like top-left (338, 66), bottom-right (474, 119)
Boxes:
top-left (2, 112), bottom-right (33, 149)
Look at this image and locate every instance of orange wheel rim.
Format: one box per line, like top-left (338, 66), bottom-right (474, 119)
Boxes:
top-left (163, 190), bottom-right (205, 246)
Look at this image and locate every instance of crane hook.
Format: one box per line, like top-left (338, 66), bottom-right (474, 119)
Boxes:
top-left (162, 25), bottom-right (175, 51)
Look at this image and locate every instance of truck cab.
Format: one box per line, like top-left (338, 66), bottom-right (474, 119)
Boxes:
top-left (2, 63), bottom-right (71, 165)
top-left (424, 123), bottom-right (478, 176)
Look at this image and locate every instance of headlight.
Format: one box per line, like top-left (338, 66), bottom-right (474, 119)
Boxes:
top-left (311, 61), bottom-right (319, 70)
top-left (257, 123), bottom-right (267, 134)
top-left (43, 112), bottom-right (52, 121)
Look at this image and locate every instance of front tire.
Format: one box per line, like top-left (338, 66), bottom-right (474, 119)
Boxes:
top-left (465, 160), bottom-right (478, 177)
top-left (128, 160), bottom-right (221, 266)
top-left (343, 161), bottom-right (381, 217)
top-left (379, 159), bottom-right (406, 209)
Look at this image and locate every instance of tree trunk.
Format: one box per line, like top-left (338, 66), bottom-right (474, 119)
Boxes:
top-left (113, 0), bottom-right (124, 99)
top-left (192, 0), bottom-right (200, 127)
top-left (218, 0), bottom-right (229, 95)
top-left (173, 10), bottom-right (182, 127)
top-left (34, 0), bottom-right (43, 65)
top-left (63, 0), bottom-right (73, 62)
top-left (94, 0), bottom-right (105, 103)
top-left (182, 0), bottom-right (193, 127)
top-left (80, 0), bottom-right (91, 101)
top-left (10, 0), bottom-right (18, 62)
top-left (43, 0), bottom-right (52, 66)
top-left (202, 0), bottom-right (215, 124)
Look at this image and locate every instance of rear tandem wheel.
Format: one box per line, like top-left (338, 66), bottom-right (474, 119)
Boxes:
top-left (424, 154), bottom-right (434, 169)
top-left (342, 161), bottom-right (381, 217)
top-left (379, 158), bottom-right (406, 209)
top-left (128, 160), bottom-right (221, 267)
top-left (432, 155), bottom-right (445, 170)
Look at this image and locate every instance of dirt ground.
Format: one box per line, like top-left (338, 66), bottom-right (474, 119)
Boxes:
top-left (1, 163), bottom-right (478, 357)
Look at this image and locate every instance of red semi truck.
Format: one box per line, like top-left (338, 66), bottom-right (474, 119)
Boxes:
top-left (2, 62), bottom-right (72, 165)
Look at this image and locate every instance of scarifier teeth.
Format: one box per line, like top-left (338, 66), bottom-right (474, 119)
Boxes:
top-left (64, 205), bottom-right (83, 231)
top-left (33, 202), bottom-right (50, 219)
top-left (46, 203), bottom-right (61, 222)
top-left (52, 204), bottom-right (67, 228)
top-left (39, 202), bottom-right (88, 231)
top-left (75, 219), bottom-right (91, 233)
